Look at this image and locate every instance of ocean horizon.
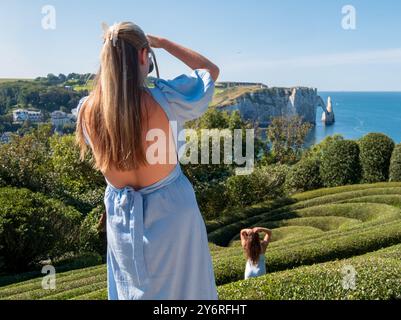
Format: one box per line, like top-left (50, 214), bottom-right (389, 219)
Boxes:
top-left (306, 91), bottom-right (401, 146)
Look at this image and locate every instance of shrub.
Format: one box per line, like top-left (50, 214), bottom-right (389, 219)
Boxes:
top-left (358, 133), bottom-right (395, 183)
top-left (194, 181), bottom-right (228, 220)
top-left (0, 126), bottom-right (106, 216)
top-left (0, 187), bottom-right (82, 272)
top-left (0, 124), bottom-right (54, 193)
top-left (389, 143), bottom-right (401, 182)
top-left (79, 205), bottom-right (107, 256)
top-left (217, 245), bottom-right (401, 300)
top-left (50, 134), bottom-right (104, 194)
top-left (303, 134), bottom-right (344, 161)
top-left (285, 158), bottom-right (322, 194)
top-left (0, 252), bottom-right (103, 288)
top-left (225, 164), bottom-right (289, 207)
top-left (212, 219), bottom-right (401, 285)
top-left (320, 140), bottom-right (361, 187)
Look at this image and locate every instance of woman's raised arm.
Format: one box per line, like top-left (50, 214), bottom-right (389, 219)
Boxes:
top-left (240, 228), bottom-right (253, 247)
top-left (147, 34), bottom-right (220, 82)
top-left (253, 227), bottom-right (272, 244)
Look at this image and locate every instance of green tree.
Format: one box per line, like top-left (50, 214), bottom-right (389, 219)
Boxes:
top-left (0, 123), bottom-right (54, 193)
top-left (389, 143), bottom-right (401, 182)
top-left (320, 139), bottom-right (361, 187)
top-left (358, 133), bottom-right (395, 183)
top-left (303, 134), bottom-right (344, 161)
top-left (285, 157), bottom-right (323, 194)
top-left (267, 115), bottom-right (312, 164)
top-left (0, 187), bottom-right (82, 272)
top-left (225, 164), bottom-right (289, 207)
top-left (50, 134), bottom-right (104, 194)
top-left (183, 107), bottom-right (265, 185)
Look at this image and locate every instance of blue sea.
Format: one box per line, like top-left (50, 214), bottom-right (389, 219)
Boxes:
top-left (306, 92), bottom-right (401, 146)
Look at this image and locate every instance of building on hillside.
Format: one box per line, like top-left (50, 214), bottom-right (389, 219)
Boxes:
top-left (12, 109), bottom-right (43, 123)
top-left (0, 132), bottom-right (14, 144)
top-left (50, 110), bottom-right (76, 127)
top-left (215, 82), bottom-right (268, 89)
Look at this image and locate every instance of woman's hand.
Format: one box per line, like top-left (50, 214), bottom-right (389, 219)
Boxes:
top-left (241, 228), bottom-right (253, 236)
top-left (146, 34), bottom-right (165, 49)
top-left (252, 227), bottom-right (262, 233)
top-left (149, 36), bottom-right (220, 82)
top-left (253, 227), bottom-right (273, 246)
top-left (253, 227), bottom-right (272, 235)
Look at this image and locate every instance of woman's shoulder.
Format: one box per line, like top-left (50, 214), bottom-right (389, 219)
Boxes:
top-left (76, 96), bottom-right (90, 115)
top-left (150, 69), bottom-right (215, 124)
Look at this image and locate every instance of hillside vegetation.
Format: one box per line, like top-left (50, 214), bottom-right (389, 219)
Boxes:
top-left (1, 182), bottom-right (400, 300)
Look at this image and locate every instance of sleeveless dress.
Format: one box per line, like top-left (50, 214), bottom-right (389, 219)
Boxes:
top-left (244, 253), bottom-right (266, 279)
top-left (76, 69), bottom-right (218, 300)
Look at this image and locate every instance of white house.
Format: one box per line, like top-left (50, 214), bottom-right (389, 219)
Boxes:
top-left (12, 109), bottom-right (43, 123)
top-left (0, 132), bottom-right (14, 144)
top-left (50, 110), bottom-right (76, 127)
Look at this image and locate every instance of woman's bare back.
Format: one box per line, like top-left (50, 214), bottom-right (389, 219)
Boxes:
top-left (83, 90), bottom-right (177, 190)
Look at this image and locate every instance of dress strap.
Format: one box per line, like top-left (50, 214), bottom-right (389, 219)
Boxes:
top-left (76, 96), bottom-right (93, 147)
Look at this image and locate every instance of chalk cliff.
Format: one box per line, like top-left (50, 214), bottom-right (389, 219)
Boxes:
top-left (214, 85), bottom-right (334, 127)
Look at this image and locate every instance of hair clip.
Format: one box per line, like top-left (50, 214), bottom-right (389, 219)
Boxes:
top-left (101, 21), bottom-right (119, 47)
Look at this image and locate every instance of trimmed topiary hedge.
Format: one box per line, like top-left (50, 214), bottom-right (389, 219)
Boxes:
top-left (225, 164), bottom-right (289, 207)
top-left (217, 244), bottom-right (401, 300)
top-left (1, 182), bottom-right (401, 300)
top-left (358, 133), bottom-right (395, 183)
top-left (320, 139), bottom-right (361, 187)
top-left (389, 143), bottom-right (401, 182)
top-left (212, 219), bottom-right (401, 285)
top-left (0, 187), bottom-right (82, 272)
top-left (285, 157), bottom-right (322, 194)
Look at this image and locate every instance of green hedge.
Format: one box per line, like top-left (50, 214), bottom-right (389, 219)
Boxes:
top-left (0, 264), bottom-right (106, 300)
top-left (205, 197), bottom-right (294, 234)
top-left (195, 180), bottom-right (229, 220)
top-left (207, 184), bottom-right (401, 247)
top-left (0, 187), bottom-right (82, 272)
top-left (79, 205), bottom-right (107, 256)
top-left (285, 158), bottom-right (322, 194)
top-left (225, 165), bottom-right (289, 207)
top-left (320, 139), bottom-right (361, 187)
top-left (217, 244), bottom-right (401, 300)
top-left (389, 144), bottom-right (401, 182)
top-left (358, 133), bottom-right (395, 183)
top-left (292, 182), bottom-right (401, 202)
top-left (212, 219), bottom-right (401, 286)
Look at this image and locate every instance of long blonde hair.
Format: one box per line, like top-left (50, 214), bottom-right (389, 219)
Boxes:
top-left (75, 21), bottom-right (159, 172)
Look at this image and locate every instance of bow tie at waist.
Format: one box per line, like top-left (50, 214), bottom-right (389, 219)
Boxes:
top-left (104, 164), bottom-right (182, 293)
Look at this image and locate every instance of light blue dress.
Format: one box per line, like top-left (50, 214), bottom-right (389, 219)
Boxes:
top-left (77, 69), bottom-right (218, 300)
top-left (244, 253), bottom-right (266, 279)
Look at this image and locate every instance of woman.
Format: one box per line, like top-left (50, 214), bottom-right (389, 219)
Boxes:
top-left (75, 21), bottom-right (220, 300)
top-left (240, 227), bottom-right (272, 279)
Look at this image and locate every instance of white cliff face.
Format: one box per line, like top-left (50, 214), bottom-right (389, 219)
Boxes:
top-left (217, 87), bottom-right (334, 126)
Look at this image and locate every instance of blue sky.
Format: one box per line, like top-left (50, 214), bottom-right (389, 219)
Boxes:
top-left (1, 0), bottom-right (400, 91)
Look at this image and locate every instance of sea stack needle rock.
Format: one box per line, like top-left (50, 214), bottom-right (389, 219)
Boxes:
top-left (321, 96), bottom-right (335, 125)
